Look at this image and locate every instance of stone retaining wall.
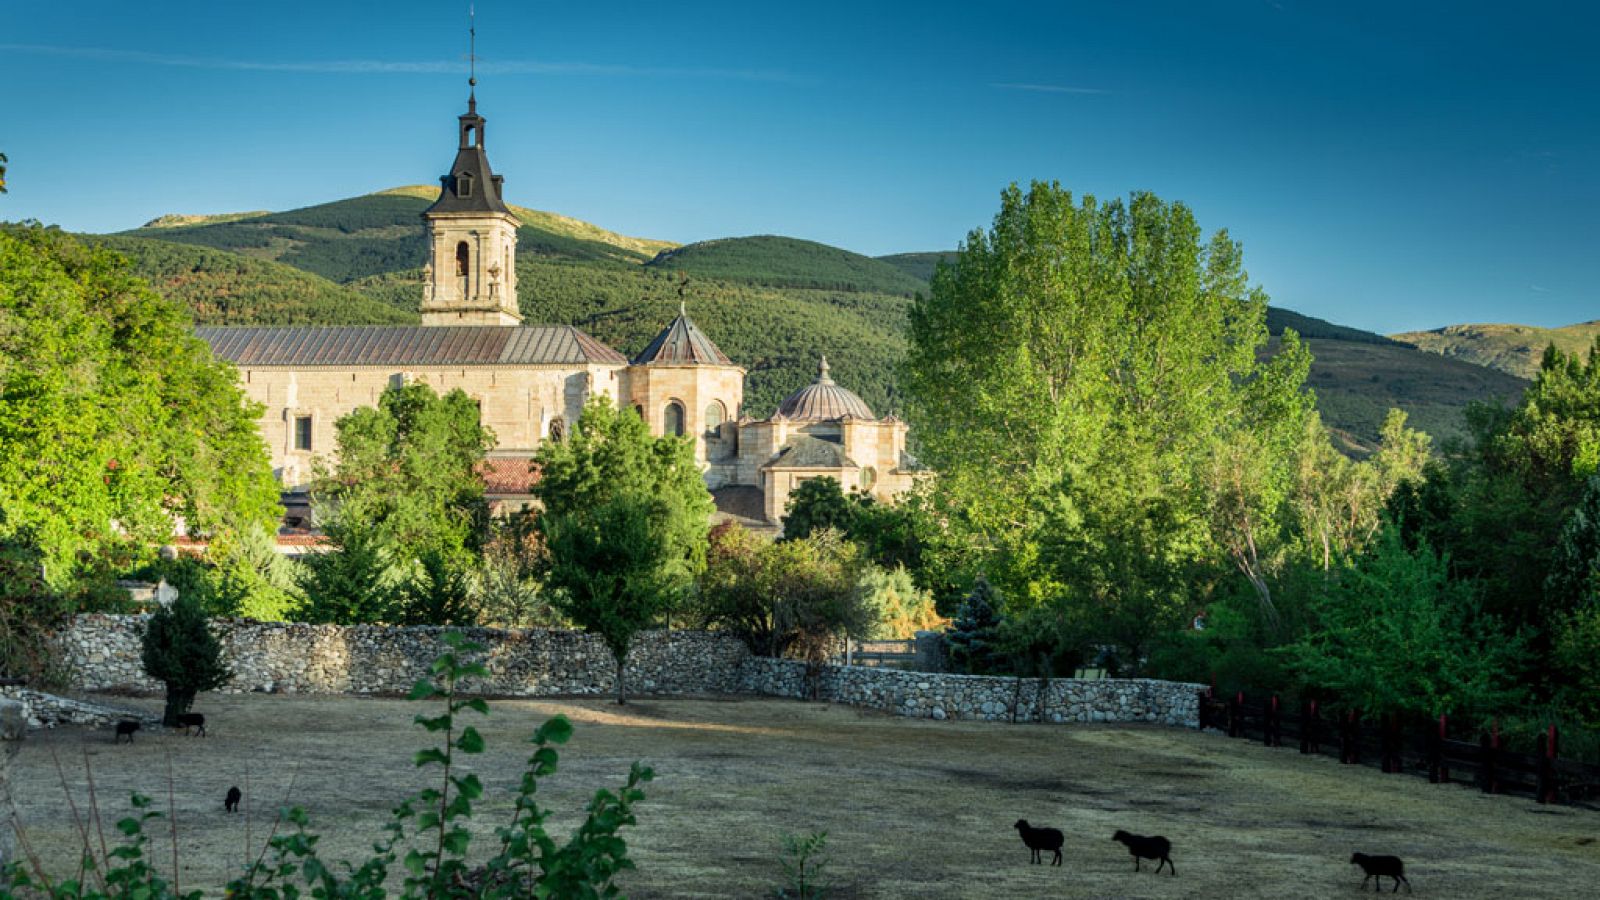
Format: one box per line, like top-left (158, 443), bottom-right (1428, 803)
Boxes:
top-left (58, 615), bottom-right (748, 697)
top-left (0, 686), bottom-right (162, 731)
top-left (53, 616), bottom-right (1202, 729)
top-left (739, 658), bottom-right (1202, 727)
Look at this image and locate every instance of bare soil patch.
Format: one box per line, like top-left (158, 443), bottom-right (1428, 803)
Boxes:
top-left (10, 692), bottom-right (1600, 898)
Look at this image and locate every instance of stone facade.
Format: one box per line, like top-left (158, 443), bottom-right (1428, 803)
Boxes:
top-left (52, 616), bottom-right (1202, 730)
top-left (622, 362), bottom-right (745, 468)
top-left (242, 363), bottom-right (620, 489)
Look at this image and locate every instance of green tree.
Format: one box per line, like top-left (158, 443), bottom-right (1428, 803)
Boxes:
top-left (314, 382), bottom-right (494, 566)
top-left (696, 524), bottom-right (871, 682)
top-left (296, 523), bottom-right (399, 624)
top-left (904, 184), bottom-right (1314, 658)
top-left (0, 225), bottom-right (280, 592)
top-left (781, 477), bottom-right (856, 541)
top-left (944, 576), bottom-right (1006, 675)
top-left (533, 396), bottom-right (713, 578)
top-left (141, 594), bottom-right (232, 726)
top-left (857, 564), bottom-right (943, 639)
top-left (543, 495), bottom-right (683, 704)
top-left (392, 548), bottom-right (480, 627)
top-left (1282, 527), bottom-right (1525, 719)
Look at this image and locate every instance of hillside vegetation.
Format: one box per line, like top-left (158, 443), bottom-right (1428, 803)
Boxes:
top-left (649, 235), bottom-right (930, 295)
top-left (94, 188), bottom-right (1532, 447)
top-left (1393, 320), bottom-right (1600, 379)
top-left (91, 234), bottom-right (414, 325)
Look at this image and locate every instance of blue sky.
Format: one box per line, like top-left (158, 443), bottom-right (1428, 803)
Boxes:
top-left (1, 0), bottom-right (1594, 333)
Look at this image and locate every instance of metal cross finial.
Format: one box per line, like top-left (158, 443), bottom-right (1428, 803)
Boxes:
top-left (467, 4), bottom-right (478, 105)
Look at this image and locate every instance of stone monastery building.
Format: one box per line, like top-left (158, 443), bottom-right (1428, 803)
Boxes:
top-left (200, 91), bottom-right (918, 525)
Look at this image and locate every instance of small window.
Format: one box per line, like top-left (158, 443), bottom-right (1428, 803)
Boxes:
top-left (455, 242), bottom-right (470, 277)
top-left (293, 416), bottom-right (313, 451)
top-left (705, 400), bottom-right (726, 435)
top-left (633, 404), bottom-right (645, 419)
top-left (457, 171), bottom-right (474, 198)
top-left (664, 401), bottom-right (685, 437)
top-left (861, 466), bottom-right (877, 490)
top-left (548, 417), bottom-right (565, 441)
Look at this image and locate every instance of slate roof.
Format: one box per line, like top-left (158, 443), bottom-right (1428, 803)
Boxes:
top-left (765, 435), bottom-right (860, 470)
top-left (775, 356), bottom-right (875, 421)
top-left (197, 326), bottom-right (627, 367)
top-left (632, 308), bottom-right (734, 366)
top-left (425, 102), bottom-right (512, 216)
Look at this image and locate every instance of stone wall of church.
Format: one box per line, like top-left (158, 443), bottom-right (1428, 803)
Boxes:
top-left (620, 364), bottom-right (744, 466)
top-left (238, 363), bottom-right (623, 488)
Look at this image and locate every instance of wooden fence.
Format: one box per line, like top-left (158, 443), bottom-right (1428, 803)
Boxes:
top-left (839, 639), bottom-right (917, 669)
top-left (1198, 690), bottom-right (1600, 808)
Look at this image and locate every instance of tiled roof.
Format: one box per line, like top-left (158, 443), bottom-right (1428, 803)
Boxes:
top-left (197, 326), bottom-right (627, 367)
top-left (632, 308), bottom-right (734, 366)
top-left (478, 457), bottom-right (540, 495)
top-left (765, 435), bottom-right (859, 470)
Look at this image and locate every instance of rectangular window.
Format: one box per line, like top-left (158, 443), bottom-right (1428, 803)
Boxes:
top-left (294, 415), bottom-right (313, 451)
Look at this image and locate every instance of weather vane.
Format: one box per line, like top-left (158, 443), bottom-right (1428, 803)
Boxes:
top-left (467, 4), bottom-right (478, 104)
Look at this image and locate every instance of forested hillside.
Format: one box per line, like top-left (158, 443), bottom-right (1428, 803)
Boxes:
top-left (96, 188), bottom-right (1531, 447)
top-left (1393, 320), bottom-right (1600, 379)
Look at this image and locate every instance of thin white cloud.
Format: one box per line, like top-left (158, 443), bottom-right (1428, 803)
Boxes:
top-left (0, 43), bottom-right (799, 83)
top-left (990, 81), bottom-right (1110, 95)
top-left (1529, 284), bottom-right (1552, 294)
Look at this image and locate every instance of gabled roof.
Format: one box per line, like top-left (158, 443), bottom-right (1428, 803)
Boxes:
top-left (478, 457), bottom-right (540, 495)
top-left (764, 435), bottom-right (860, 470)
top-left (197, 326), bottom-right (627, 367)
top-left (632, 307), bottom-right (734, 366)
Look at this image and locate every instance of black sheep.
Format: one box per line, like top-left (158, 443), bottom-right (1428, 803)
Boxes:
top-left (1013, 819), bottom-right (1064, 866)
top-left (176, 712), bottom-right (206, 737)
top-left (113, 720), bottom-right (140, 744)
top-left (1111, 830), bottom-right (1175, 875)
top-left (225, 786), bottom-right (242, 813)
top-left (1350, 853), bottom-right (1411, 893)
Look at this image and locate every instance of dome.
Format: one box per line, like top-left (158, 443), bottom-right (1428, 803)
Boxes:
top-left (776, 356), bottom-right (875, 421)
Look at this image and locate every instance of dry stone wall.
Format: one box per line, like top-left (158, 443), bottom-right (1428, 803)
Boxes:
top-left (739, 658), bottom-right (1202, 728)
top-left (54, 616), bottom-right (1201, 729)
top-left (58, 615), bottom-right (748, 697)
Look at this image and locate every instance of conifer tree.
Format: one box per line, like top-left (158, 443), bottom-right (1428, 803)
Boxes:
top-left (945, 576), bottom-right (1005, 674)
top-left (141, 594), bottom-right (231, 726)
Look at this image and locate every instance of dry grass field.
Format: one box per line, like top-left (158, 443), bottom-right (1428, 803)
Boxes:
top-left (10, 692), bottom-right (1600, 898)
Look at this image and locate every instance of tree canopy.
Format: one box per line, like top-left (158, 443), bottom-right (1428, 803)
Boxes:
top-left (0, 224), bottom-right (279, 591)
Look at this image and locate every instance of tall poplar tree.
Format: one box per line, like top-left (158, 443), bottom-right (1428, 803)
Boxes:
top-left (905, 184), bottom-right (1318, 657)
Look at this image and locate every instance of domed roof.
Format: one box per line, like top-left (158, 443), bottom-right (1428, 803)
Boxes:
top-left (776, 357), bottom-right (875, 421)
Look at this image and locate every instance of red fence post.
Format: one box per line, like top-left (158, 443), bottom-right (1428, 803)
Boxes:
top-left (1438, 714), bottom-right (1450, 783)
top-left (1300, 698), bottom-right (1320, 755)
top-left (1538, 725), bottom-right (1560, 804)
top-left (1228, 691), bottom-right (1244, 739)
top-left (1264, 694), bottom-right (1282, 747)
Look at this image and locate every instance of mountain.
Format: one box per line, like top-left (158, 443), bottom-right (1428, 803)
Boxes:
top-left (647, 236), bottom-right (930, 296)
top-left (877, 251), bottom-right (957, 284)
top-left (90, 234), bottom-right (413, 325)
top-left (1392, 321), bottom-right (1600, 380)
top-left (97, 190), bottom-right (1530, 449)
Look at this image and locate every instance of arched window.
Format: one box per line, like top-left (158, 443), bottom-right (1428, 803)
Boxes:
top-left (861, 466), bottom-right (878, 490)
top-left (457, 170), bottom-right (474, 197)
top-left (664, 401), bottom-right (685, 437)
top-left (455, 242), bottom-right (470, 277)
top-left (633, 404), bottom-right (645, 419)
top-left (548, 417), bottom-right (565, 442)
top-left (704, 400), bottom-right (726, 435)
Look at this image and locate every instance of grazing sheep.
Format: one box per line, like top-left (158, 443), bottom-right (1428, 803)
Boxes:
top-left (1111, 830), bottom-right (1175, 875)
top-left (113, 720), bottom-right (140, 744)
top-left (1013, 819), bottom-right (1064, 866)
top-left (1350, 853), bottom-right (1411, 893)
top-left (176, 712), bottom-right (206, 737)
top-left (225, 786), bottom-right (241, 813)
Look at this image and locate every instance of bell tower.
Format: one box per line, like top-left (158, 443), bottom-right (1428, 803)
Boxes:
top-left (420, 15), bottom-right (521, 327)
